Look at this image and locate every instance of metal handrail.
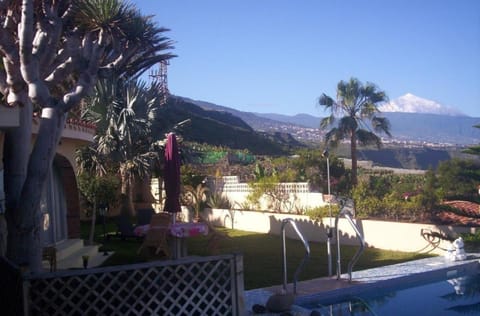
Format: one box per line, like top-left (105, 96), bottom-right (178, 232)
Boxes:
top-left (335, 204), bottom-right (365, 282)
top-left (281, 218), bottom-right (310, 294)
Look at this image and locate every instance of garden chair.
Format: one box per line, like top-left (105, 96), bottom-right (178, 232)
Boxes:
top-left (137, 213), bottom-right (172, 257)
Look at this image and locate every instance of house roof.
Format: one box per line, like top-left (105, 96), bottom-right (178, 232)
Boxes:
top-left (436, 200), bottom-right (480, 226)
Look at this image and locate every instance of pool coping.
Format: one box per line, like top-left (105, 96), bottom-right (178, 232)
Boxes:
top-left (244, 254), bottom-right (480, 315)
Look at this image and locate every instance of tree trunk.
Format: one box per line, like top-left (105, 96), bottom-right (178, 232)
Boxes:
top-left (4, 103), bottom-right (32, 263)
top-left (120, 167), bottom-right (134, 216)
top-left (7, 107), bottom-right (66, 272)
top-left (88, 199), bottom-right (97, 245)
top-left (350, 132), bottom-right (358, 186)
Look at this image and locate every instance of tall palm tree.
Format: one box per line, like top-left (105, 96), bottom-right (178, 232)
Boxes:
top-left (78, 78), bottom-right (164, 215)
top-left (318, 78), bottom-right (391, 185)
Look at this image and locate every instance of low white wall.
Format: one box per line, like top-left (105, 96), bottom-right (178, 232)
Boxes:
top-left (201, 208), bottom-right (479, 255)
top-left (222, 191), bottom-right (326, 213)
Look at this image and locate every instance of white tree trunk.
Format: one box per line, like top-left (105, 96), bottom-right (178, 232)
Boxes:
top-left (7, 107), bottom-right (65, 272)
top-left (3, 103), bottom-right (32, 263)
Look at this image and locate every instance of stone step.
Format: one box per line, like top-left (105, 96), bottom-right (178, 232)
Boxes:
top-left (53, 239), bottom-right (85, 261)
top-left (42, 239), bottom-right (113, 271)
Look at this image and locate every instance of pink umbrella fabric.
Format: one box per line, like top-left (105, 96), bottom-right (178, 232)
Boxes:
top-left (163, 133), bottom-right (181, 213)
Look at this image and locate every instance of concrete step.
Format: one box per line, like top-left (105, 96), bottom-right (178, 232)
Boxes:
top-left (42, 239), bottom-right (114, 271)
top-left (54, 239), bottom-right (84, 261)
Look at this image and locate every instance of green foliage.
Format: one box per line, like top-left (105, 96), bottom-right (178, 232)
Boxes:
top-left (463, 124), bottom-right (480, 156)
top-left (349, 159), bottom-right (480, 222)
top-left (305, 204), bottom-right (341, 221)
top-left (182, 184), bottom-right (209, 218)
top-left (436, 158), bottom-right (480, 201)
top-left (207, 193), bottom-right (232, 209)
top-left (460, 231), bottom-right (480, 247)
top-left (77, 173), bottom-right (119, 215)
top-left (253, 163), bottom-right (265, 180)
top-left (180, 164), bottom-right (206, 187)
top-left (352, 172), bottom-right (431, 221)
top-left (246, 175), bottom-right (279, 209)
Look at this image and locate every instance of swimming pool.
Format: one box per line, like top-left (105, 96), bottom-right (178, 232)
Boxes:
top-left (297, 267), bottom-right (480, 315)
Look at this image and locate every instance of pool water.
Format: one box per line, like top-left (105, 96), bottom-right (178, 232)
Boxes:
top-left (301, 272), bottom-right (480, 315)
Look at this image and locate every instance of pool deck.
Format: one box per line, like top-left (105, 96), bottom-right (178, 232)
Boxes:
top-left (244, 253), bottom-right (480, 315)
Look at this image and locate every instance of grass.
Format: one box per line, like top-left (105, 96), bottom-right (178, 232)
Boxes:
top-left (82, 218), bottom-right (433, 290)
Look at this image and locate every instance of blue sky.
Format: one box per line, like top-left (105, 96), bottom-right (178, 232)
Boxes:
top-left (133, 0), bottom-right (480, 117)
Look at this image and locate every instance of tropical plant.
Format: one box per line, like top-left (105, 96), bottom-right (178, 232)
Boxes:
top-left (207, 193), bottom-right (232, 209)
top-left (78, 78), bottom-right (164, 215)
top-left (182, 184), bottom-right (210, 220)
top-left (0, 0), bottom-right (174, 270)
top-left (318, 77), bottom-right (391, 185)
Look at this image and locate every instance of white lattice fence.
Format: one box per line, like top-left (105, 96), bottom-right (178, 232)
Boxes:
top-left (23, 254), bottom-right (244, 316)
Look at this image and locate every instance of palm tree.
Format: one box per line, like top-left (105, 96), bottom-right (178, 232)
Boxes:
top-left (78, 78), bottom-right (164, 215)
top-left (183, 183), bottom-right (210, 221)
top-left (318, 78), bottom-right (391, 185)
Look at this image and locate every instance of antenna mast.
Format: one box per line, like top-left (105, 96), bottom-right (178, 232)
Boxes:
top-left (150, 60), bottom-right (170, 104)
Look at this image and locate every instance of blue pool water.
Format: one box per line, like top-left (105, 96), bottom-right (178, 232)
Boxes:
top-left (299, 272), bottom-right (480, 315)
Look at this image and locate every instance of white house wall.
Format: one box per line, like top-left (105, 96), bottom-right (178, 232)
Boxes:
top-left (199, 208), bottom-right (478, 255)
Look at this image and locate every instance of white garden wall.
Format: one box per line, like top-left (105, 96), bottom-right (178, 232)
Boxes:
top-left (198, 208), bottom-right (479, 255)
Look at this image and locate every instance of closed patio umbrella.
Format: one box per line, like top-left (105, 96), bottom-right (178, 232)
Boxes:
top-left (163, 133), bottom-right (182, 258)
top-left (163, 133), bottom-right (181, 217)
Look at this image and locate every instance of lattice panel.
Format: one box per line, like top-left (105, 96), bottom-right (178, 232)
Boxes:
top-left (25, 255), bottom-right (242, 315)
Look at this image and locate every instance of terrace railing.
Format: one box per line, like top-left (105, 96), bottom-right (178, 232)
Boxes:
top-left (281, 218), bottom-right (311, 294)
top-left (2, 253), bottom-right (245, 316)
top-left (335, 200), bottom-right (366, 282)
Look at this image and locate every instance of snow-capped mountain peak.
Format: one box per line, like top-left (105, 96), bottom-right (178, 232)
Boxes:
top-left (380, 93), bottom-right (464, 116)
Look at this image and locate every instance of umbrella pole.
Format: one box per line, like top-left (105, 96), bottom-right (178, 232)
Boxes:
top-left (171, 213), bottom-right (178, 259)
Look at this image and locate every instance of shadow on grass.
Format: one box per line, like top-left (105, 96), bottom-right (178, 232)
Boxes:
top-left (82, 221), bottom-right (434, 290)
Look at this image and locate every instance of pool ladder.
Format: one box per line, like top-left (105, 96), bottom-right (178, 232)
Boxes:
top-left (334, 201), bottom-right (365, 282)
top-left (281, 218), bottom-right (311, 294)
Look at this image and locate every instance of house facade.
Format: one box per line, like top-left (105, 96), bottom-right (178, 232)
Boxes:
top-left (0, 106), bottom-right (95, 246)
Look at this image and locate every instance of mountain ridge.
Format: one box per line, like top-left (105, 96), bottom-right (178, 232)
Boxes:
top-left (182, 95), bottom-right (480, 145)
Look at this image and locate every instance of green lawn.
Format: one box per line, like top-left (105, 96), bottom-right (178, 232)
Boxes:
top-left (82, 219), bottom-right (433, 290)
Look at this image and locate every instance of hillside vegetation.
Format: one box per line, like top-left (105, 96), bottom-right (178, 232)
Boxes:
top-left (332, 144), bottom-right (479, 170)
top-left (154, 97), bottom-right (303, 155)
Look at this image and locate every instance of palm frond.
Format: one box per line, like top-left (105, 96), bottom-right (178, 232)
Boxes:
top-left (356, 129), bottom-right (382, 147)
top-left (318, 93), bottom-right (335, 110)
top-left (320, 115), bottom-right (335, 129)
top-left (371, 116), bottom-right (392, 137)
top-left (324, 128), bottom-right (343, 148)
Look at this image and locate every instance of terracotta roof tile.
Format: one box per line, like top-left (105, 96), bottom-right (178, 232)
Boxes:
top-left (435, 200), bottom-right (480, 226)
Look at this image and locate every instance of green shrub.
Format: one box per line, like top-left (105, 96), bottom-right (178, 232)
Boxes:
top-left (305, 204), bottom-right (340, 222)
top-left (207, 193), bottom-right (232, 209)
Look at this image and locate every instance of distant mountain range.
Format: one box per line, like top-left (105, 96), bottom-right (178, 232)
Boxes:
top-left (182, 95), bottom-right (480, 145)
